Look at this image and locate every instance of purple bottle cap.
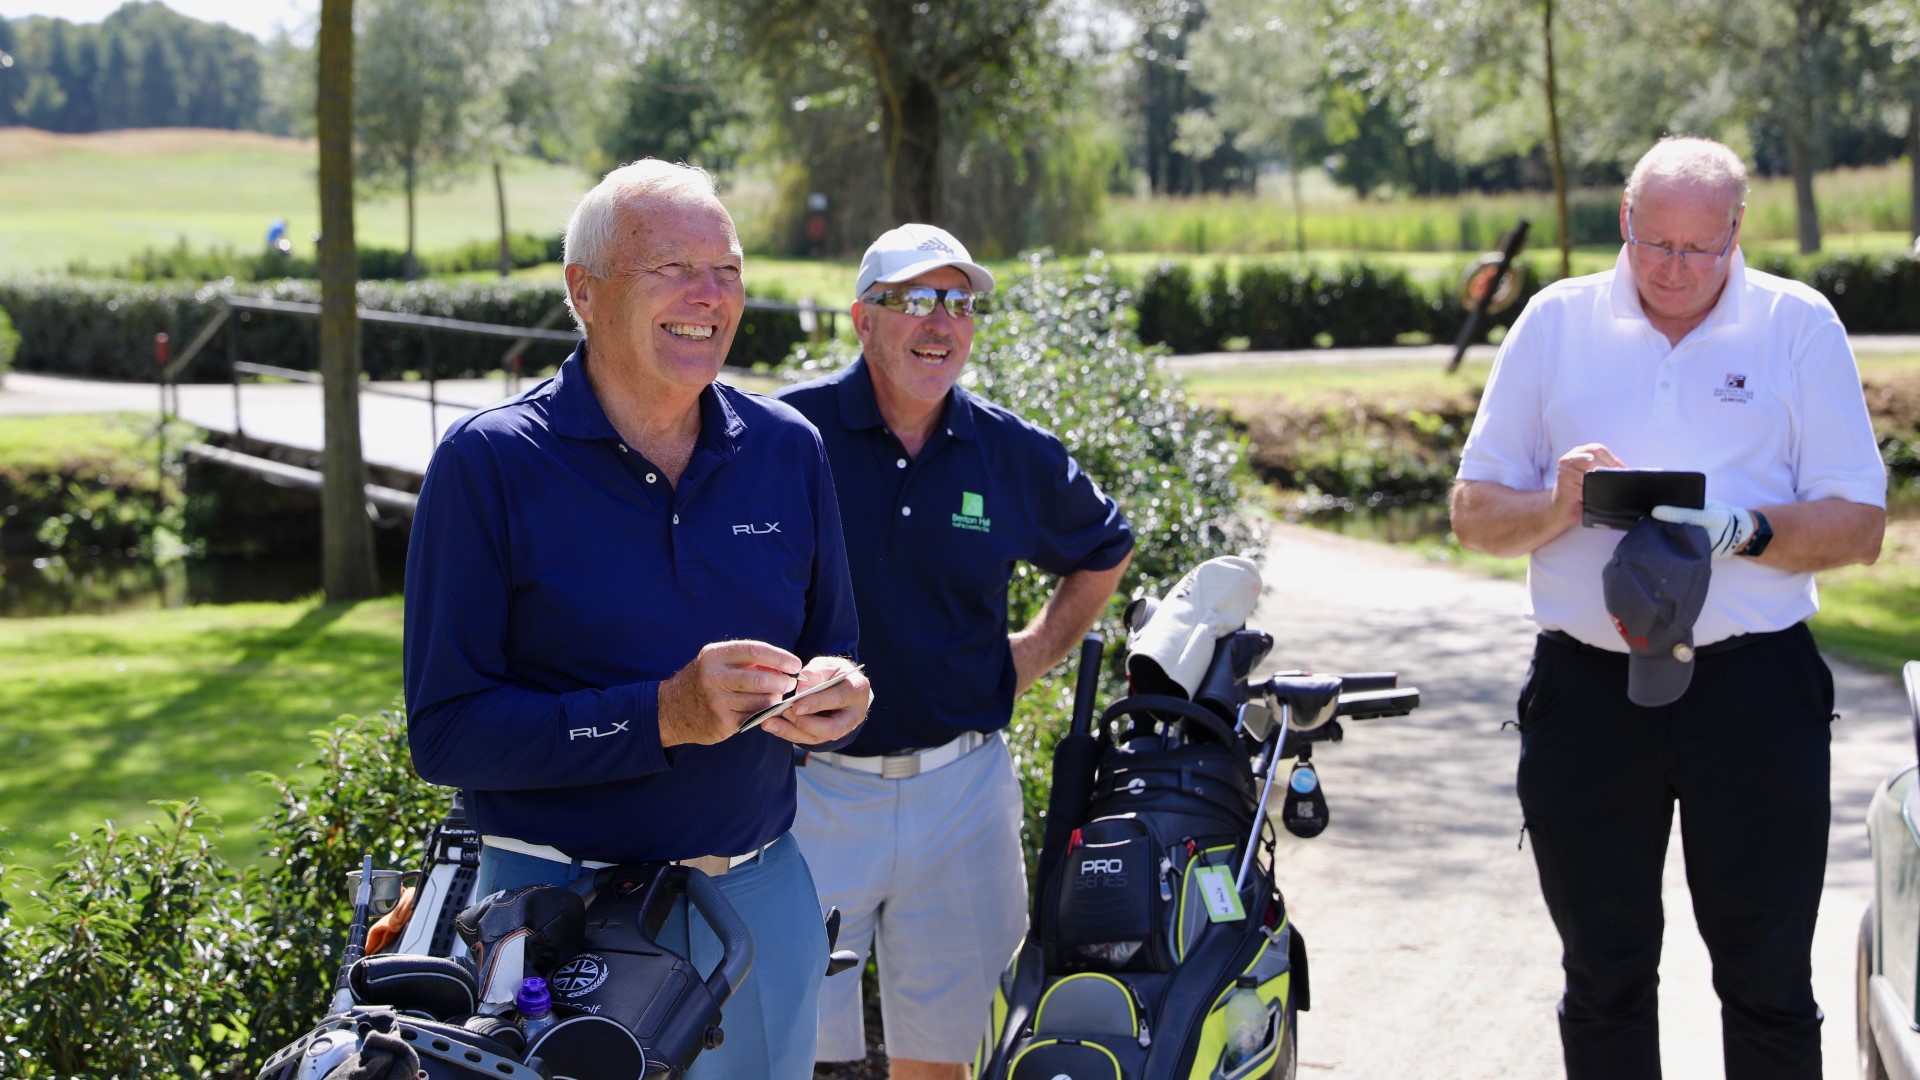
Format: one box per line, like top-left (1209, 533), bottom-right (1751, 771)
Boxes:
top-left (516, 976), bottom-right (551, 1014)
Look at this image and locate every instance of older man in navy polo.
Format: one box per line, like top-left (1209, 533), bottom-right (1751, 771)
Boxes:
top-left (775, 224), bottom-right (1133, 1079)
top-left (403, 159), bottom-right (870, 1079)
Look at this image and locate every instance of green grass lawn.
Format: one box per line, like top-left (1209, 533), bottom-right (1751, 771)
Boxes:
top-left (0, 128), bottom-right (593, 277)
top-left (0, 597), bottom-right (406, 896)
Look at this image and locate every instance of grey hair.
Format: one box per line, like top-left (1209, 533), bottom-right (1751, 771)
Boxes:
top-left (562, 159), bottom-right (722, 333)
top-left (1625, 136), bottom-right (1749, 215)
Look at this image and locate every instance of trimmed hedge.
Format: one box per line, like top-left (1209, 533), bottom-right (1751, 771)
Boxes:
top-left (1748, 253), bottom-right (1920, 334)
top-left (0, 277), bottom-right (806, 382)
top-left (1135, 258), bottom-right (1539, 353)
top-left (65, 232), bottom-right (569, 284)
top-left (1134, 250), bottom-right (1920, 354)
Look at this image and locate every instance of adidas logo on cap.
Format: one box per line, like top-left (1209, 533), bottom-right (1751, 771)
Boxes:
top-left (917, 236), bottom-right (955, 254)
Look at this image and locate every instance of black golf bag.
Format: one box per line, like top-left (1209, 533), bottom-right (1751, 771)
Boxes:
top-left (256, 857), bottom-right (755, 1080)
top-left (974, 622), bottom-right (1301, 1080)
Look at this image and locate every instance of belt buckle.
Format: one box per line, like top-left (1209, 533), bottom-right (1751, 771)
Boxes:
top-left (881, 754), bottom-right (921, 780)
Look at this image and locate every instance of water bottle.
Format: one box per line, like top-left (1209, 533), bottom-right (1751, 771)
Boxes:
top-left (516, 976), bottom-right (556, 1042)
top-left (1221, 974), bottom-right (1267, 1071)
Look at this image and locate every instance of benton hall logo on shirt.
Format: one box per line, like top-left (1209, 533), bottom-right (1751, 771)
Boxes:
top-left (952, 491), bottom-right (991, 533)
top-left (1715, 373), bottom-right (1755, 404)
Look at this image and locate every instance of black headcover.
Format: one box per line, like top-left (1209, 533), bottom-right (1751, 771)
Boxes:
top-left (454, 883), bottom-right (587, 1010)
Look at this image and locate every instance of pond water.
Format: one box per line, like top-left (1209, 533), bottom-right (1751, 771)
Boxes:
top-left (0, 550), bottom-right (406, 618)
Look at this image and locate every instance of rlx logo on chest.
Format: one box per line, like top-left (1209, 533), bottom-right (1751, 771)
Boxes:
top-left (732, 522), bottom-right (782, 535)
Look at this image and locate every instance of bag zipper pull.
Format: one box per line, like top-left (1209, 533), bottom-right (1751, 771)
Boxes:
top-left (1158, 855), bottom-right (1174, 901)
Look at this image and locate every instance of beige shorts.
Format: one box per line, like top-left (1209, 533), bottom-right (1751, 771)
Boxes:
top-left (792, 732), bottom-right (1029, 1064)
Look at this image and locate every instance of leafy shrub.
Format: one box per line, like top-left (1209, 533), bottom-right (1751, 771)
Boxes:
top-left (0, 709), bottom-right (444, 1079)
top-left (0, 277), bottom-right (806, 383)
top-left (781, 254), bottom-right (1259, 864)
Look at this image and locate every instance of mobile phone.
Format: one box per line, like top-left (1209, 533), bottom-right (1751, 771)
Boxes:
top-left (1581, 468), bottom-right (1706, 530)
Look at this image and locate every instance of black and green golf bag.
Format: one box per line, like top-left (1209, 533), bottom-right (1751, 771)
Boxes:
top-left (975, 630), bottom-right (1307, 1080)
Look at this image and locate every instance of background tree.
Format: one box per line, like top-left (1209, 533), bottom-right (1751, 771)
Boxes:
top-left (720, 0), bottom-right (1059, 224)
top-left (317, 0), bottom-right (378, 602)
top-left (1184, 0), bottom-right (1328, 249)
top-left (1663, 0), bottom-right (1871, 252)
top-left (353, 0), bottom-right (500, 279)
top-left (0, 18), bottom-right (20, 126)
top-left (1861, 0), bottom-right (1920, 239)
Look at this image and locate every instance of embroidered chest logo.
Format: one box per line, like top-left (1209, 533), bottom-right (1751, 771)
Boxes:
top-left (1714, 373), bottom-right (1754, 404)
top-left (732, 522), bottom-right (782, 535)
top-left (952, 491), bottom-right (991, 533)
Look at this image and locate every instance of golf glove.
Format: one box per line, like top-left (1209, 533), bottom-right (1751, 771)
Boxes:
top-left (1650, 500), bottom-right (1755, 559)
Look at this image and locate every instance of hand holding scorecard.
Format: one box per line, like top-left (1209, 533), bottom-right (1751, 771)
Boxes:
top-left (739, 666), bottom-right (861, 732)
top-left (1581, 468), bottom-right (1706, 531)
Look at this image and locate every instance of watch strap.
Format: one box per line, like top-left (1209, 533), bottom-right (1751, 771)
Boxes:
top-left (1738, 510), bottom-right (1773, 557)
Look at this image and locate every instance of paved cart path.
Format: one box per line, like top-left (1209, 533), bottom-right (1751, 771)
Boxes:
top-left (1248, 521), bottom-right (1906, 1079)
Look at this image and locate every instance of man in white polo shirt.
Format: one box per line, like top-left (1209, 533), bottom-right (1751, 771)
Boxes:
top-left (1450, 136), bottom-right (1886, 1080)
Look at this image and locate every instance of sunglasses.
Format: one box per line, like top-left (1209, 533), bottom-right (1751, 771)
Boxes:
top-left (861, 286), bottom-right (985, 319)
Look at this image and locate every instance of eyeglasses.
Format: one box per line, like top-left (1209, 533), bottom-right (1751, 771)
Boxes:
top-left (1626, 206), bottom-right (1743, 270)
top-left (861, 286), bottom-right (985, 319)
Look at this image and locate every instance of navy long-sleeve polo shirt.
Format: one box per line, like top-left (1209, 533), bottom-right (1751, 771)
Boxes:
top-left (402, 345), bottom-right (859, 863)
top-left (775, 358), bottom-right (1132, 753)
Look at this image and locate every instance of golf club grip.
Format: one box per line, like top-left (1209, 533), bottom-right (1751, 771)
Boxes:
top-left (1069, 632), bottom-right (1103, 738)
top-left (1335, 686), bottom-right (1420, 719)
top-left (683, 867), bottom-right (754, 1005)
top-left (1331, 672), bottom-right (1398, 693)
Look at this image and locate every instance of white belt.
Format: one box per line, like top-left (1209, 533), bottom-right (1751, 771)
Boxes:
top-left (811, 730), bottom-right (990, 779)
top-left (480, 833), bottom-right (778, 877)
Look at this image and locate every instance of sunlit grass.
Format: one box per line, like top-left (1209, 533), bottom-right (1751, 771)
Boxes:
top-left (0, 597), bottom-right (407, 895)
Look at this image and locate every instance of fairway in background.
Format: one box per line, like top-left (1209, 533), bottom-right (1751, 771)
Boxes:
top-left (0, 128), bottom-right (592, 276)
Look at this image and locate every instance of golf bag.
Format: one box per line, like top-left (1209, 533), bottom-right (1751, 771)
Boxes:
top-left (256, 857), bottom-right (755, 1080)
top-left (977, 557), bottom-right (1302, 1080)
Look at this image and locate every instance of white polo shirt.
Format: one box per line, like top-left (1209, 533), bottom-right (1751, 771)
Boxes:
top-left (1457, 246), bottom-right (1887, 650)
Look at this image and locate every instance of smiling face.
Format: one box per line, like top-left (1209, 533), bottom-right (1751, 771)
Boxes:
top-left (565, 194), bottom-right (745, 399)
top-left (853, 265), bottom-right (977, 425)
top-left (1619, 177), bottom-right (1742, 334)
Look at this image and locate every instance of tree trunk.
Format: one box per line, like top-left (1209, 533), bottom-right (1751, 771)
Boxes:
top-left (316, 0), bottom-right (378, 602)
top-left (884, 74), bottom-right (942, 224)
top-left (495, 157), bottom-right (511, 278)
top-left (1541, 0), bottom-right (1572, 279)
top-left (1908, 98), bottom-right (1918, 244)
top-left (403, 158), bottom-right (418, 281)
top-left (1786, 125), bottom-right (1822, 254)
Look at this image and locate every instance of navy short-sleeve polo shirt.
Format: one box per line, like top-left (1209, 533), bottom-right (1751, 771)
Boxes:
top-left (403, 345), bottom-right (859, 863)
top-left (776, 358), bottom-right (1131, 753)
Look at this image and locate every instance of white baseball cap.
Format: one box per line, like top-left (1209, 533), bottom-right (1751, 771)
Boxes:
top-left (854, 223), bottom-right (997, 300)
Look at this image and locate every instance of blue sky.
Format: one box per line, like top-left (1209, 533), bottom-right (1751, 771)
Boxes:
top-left (0, 0), bottom-right (317, 42)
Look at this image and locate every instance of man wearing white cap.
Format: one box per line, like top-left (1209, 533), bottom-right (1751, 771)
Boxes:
top-left (776, 224), bottom-right (1134, 1078)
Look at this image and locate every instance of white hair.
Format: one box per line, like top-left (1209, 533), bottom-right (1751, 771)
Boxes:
top-left (562, 159), bottom-right (723, 333)
top-left (1625, 136), bottom-right (1749, 216)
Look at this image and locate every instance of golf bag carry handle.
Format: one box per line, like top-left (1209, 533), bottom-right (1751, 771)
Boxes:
top-left (1070, 632), bottom-right (1104, 739)
top-left (678, 865), bottom-right (753, 1005)
top-left (1096, 693), bottom-right (1241, 749)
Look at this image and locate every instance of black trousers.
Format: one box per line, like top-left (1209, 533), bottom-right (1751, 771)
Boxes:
top-left (1516, 623), bottom-right (1834, 1080)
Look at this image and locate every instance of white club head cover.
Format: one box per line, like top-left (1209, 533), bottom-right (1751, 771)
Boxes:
top-left (1125, 555), bottom-right (1263, 698)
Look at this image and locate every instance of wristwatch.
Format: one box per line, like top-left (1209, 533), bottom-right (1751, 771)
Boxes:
top-left (1738, 510), bottom-right (1773, 558)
